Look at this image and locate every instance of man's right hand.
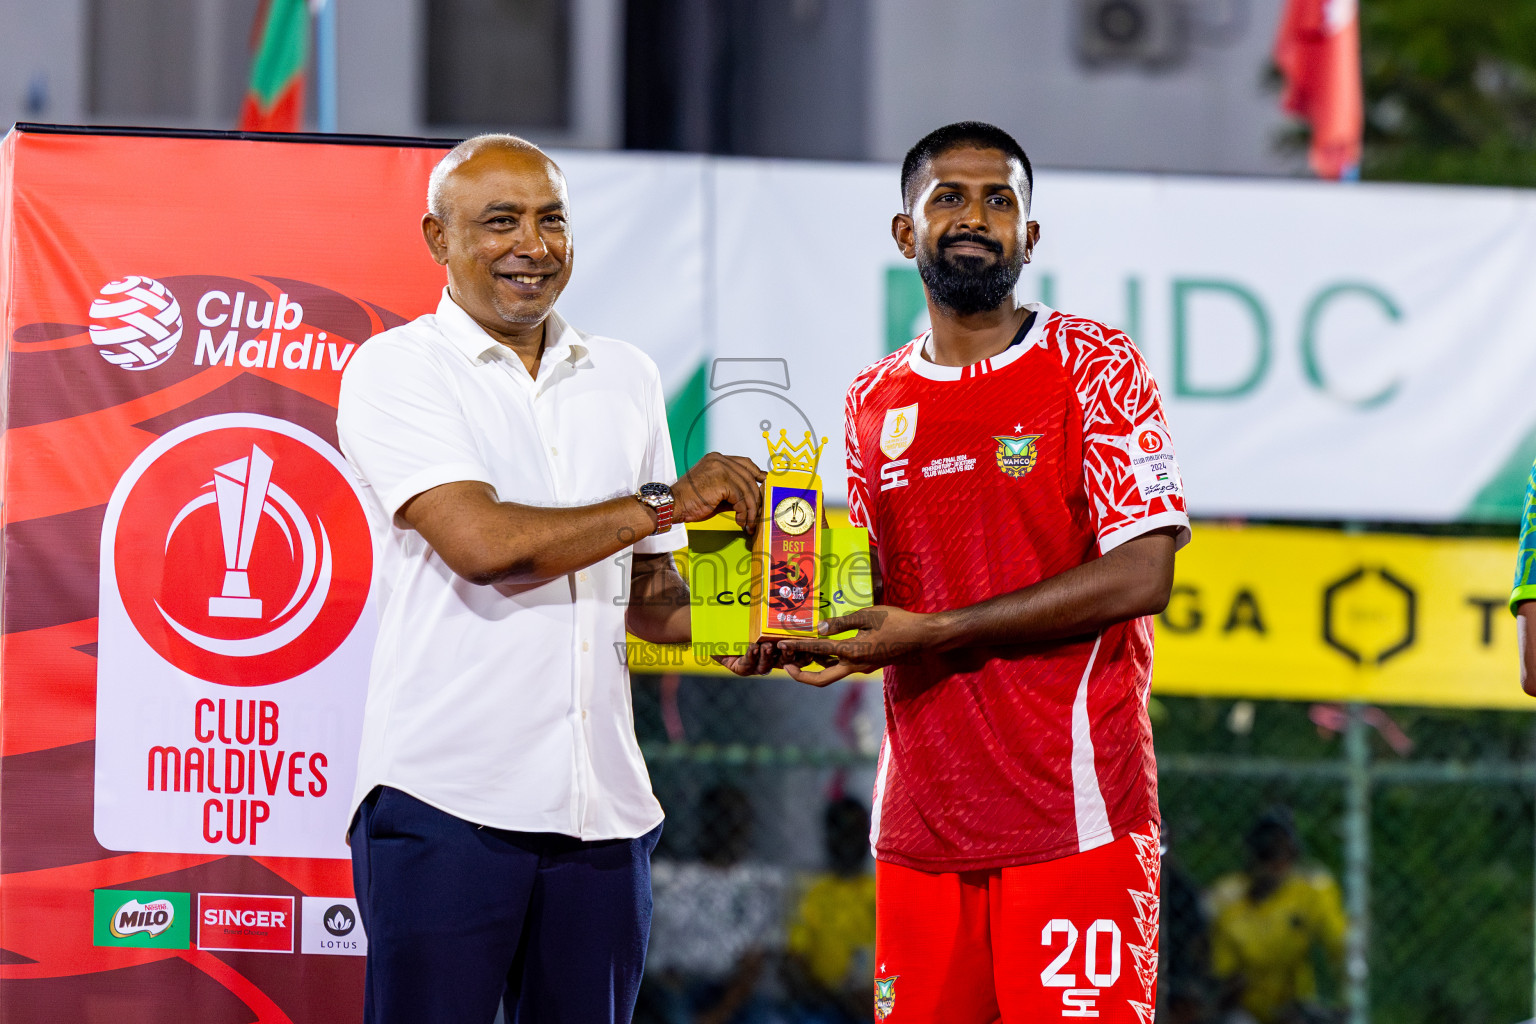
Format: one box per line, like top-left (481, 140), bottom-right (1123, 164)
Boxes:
top-left (672, 453), bottom-right (766, 534)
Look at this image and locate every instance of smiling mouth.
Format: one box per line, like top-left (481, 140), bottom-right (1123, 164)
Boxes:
top-left (500, 273), bottom-right (547, 285)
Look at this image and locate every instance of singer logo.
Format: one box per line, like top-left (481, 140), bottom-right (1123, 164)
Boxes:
top-left (109, 415), bottom-right (371, 686)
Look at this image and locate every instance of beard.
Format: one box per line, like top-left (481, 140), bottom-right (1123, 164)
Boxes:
top-left (916, 232), bottom-right (1025, 317)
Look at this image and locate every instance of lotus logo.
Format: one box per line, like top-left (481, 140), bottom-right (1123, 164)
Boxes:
top-left (110, 898), bottom-right (175, 938)
top-left (323, 904), bottom-right (356, 936)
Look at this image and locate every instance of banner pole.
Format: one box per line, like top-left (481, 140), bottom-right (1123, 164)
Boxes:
top-left (316, 0), bottom-right (338, 133)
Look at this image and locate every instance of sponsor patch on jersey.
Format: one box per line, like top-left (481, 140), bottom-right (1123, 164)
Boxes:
top-left (1128, 421), bottom-right (1183, 501)
top-left (880, 404), bottom-right (918, 460)
top-left (992, 434), bottom-right (1042, 478)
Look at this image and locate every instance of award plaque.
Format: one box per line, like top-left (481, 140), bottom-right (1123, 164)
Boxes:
top-left (682, 431), bottom-right (871, 661)
top-left (750, 430), bottom-right (828, 641)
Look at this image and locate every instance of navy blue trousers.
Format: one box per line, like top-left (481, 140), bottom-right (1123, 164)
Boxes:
top-left (350, 787), bottom-right (661, 1024)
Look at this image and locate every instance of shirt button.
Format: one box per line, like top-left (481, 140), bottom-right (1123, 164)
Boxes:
top-left (581, 641), bottom-right (590, 652)
top-left (581, 709), bottom-right (589, 720)
top-left (578, 571), bottom-right (589, 583)
top-left (550, 446), bottom-right (559, 456)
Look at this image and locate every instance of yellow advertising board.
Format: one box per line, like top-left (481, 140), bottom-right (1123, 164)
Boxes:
top-left (1153, 524), bottom-right (1525, 710)
top-left (631, 520), bottom-right (1529, 711)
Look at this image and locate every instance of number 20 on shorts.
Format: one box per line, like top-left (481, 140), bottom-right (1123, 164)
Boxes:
top-left (1041, 918), bottom-right (1122, 1018)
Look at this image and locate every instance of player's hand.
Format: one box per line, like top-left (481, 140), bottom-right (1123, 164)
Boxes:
top-left (673, 453), bottom-right (766, 535)
top-left (780, 605), bottom-right (929, 686)
top-left (713, 641), bottom-right (781, 677)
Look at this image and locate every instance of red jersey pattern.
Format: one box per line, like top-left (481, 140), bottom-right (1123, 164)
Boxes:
top-left (846, 305), bottom-right (1189, 872)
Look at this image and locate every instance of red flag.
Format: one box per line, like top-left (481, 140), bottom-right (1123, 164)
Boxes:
top-left (1274, 0), bottom-right (1363, 180)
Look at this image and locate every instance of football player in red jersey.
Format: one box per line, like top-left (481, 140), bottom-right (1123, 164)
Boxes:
top-left (780, 122), bottom-right (1190, 1024)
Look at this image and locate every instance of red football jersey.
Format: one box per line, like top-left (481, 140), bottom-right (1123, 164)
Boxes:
top-left (846, 305), bottom-right (1190, 873)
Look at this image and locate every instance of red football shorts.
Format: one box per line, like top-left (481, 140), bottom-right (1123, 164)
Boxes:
top-left (872, 821), bottom-right (1160, 1024)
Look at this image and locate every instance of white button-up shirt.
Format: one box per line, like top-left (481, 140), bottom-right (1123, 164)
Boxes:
top-left (337, 289), bottom-right (684, 839)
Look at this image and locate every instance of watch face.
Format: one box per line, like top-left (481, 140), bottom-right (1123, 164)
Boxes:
top-left (772, 496), bottom-right (814, 535)
top-left (639, 482), bottom-right (672, 506)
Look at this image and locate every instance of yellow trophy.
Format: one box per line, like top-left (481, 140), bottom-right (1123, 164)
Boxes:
top-left (750, 430), bottom-right (829, 641)
top-left (681, 431), bottom-right (871, 660)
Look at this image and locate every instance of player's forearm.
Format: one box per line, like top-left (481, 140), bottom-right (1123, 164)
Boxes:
top-left (626, 557), bottom-right (692, 644)
top-left (928, 530), bottom-right (1176, 652)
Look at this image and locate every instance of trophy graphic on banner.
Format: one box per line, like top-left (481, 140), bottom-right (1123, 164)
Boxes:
top-left (208, 445), bottom-right (274, 620)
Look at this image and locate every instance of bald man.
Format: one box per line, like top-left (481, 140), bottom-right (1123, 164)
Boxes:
top-left (337, 134), bottom-right (768, 1024)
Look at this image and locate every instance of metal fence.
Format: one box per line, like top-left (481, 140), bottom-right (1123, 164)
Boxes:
top-left (625, 677), bottom-right (1536, 1024)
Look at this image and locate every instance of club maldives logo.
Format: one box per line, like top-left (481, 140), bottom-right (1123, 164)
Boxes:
top-left (107, 414), bottom-right (372, 686)
top-left (1137, 429), bottom-right (1165, 454)
top-left (89, 276), bottom-right (185, 370)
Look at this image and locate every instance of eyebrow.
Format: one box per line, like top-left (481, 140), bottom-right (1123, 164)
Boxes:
top-left (932, 181), bottom-right (1017, 195)
top-left (477, 200), bottom-right (567, 217)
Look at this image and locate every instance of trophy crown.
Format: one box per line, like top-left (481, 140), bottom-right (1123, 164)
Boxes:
top-left (763, 429), bottom-right (828, 474)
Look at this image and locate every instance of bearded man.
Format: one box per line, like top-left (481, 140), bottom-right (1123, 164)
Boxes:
top-left (781, 121), bottom-right (1191, 1024)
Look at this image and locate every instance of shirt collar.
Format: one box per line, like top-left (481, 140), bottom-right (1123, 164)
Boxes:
top-left (433, 287), bottom-right (591, 373)
top-left (906, 303), bottom-right (1053, 381)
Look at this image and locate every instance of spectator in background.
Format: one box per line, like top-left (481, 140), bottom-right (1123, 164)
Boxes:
top-left (782, 797), bottom-right (877, 1024)
top-left (1208, 808), bottom-right (1346, 1024)
top-left (643, 784), bottom-right (789, 1024)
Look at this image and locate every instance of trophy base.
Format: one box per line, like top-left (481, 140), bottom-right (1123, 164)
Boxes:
top-left (209, 596), bottom-right (263, 619)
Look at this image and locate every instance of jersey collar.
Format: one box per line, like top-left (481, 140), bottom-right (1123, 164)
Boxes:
top-left (905, 303), bottom-right (1055, 382)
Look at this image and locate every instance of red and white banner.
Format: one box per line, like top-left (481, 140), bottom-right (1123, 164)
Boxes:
top-left (0, 125), bottom-right (450, 1022)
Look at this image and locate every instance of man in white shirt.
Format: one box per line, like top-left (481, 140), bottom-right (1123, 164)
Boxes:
top-left (337, 134), bottom-right (768, 1024)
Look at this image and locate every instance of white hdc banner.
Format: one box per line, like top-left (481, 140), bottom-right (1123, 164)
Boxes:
top-left (554, 151), bottom-right (1536, 523)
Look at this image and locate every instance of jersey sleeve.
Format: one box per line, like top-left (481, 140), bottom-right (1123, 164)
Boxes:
top-left (336, 338), bottom-right (494, 518)
top-left (844, 381), bottom-right (877, 544)
top-left (1511, 459), bottom-right (1536, 614)
top-left (1065, 323), bottom-right (1192, 554)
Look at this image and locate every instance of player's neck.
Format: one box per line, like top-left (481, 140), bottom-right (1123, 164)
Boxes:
top-left (924, 303), bottom-right (1030, 368)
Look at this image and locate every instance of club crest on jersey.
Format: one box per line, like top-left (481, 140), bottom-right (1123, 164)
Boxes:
top-left (880, 404), bottom-right (918, 460)
top-left (993, 434), bottom-right (1042, 478)
top-left (874, 975), bottom-right (899, 1020)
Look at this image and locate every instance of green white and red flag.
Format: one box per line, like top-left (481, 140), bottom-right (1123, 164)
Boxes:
top-left (238, 0), bottom-right (313, 132)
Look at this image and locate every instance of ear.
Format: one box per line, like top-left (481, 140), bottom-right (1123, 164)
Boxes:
top-left (891, 213), bottom-right (917, 260)
top-left (422, 213), bottom-right (450, 267)
top-left (1023, 220), bottom-right (1041, 263)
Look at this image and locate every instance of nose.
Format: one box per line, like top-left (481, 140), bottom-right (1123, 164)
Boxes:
top-left (957, 197), bottom-right (990, 232)
top-left (511, 223), bottom-right (549, 261)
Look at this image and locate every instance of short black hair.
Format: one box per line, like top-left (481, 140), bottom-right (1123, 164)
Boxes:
top-left (900, 121), bottom-right (1034, 213)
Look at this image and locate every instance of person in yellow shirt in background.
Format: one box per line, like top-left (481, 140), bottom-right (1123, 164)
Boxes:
top-left (1209, 808), bottom-right (1346, 1024)
top-left (783, 797), bottom-right (877, 1024)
